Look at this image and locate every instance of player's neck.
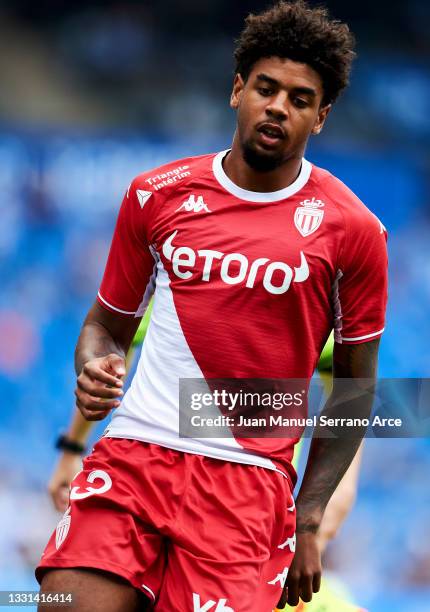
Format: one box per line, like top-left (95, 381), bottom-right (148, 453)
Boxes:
top-left (223, 139), bottom-right (303, 193)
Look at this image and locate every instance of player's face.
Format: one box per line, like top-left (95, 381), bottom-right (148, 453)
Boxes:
top-left (230, 57), bottom-right (331, 172)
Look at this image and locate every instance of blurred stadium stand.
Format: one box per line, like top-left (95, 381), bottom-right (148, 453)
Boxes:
top-left (0, 2), bottom-right (429, 610)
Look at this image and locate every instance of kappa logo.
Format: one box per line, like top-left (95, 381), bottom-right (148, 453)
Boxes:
top-left (176, 194), bottom-right (211, 213)
top-left (294, 197), bottom-right (325, 237)
top-left (278, 534), bottom-right (296, 552)
top-left (162, 230), bottom-right (309, 295)
top-left (268, 566), bottom-right (289, 589)
top-left (70, 469), bottom-right (112, 500)
top-left (193, 593), bottom-right (234, 612)
top-left (55, 507), bottom-right (71, 550)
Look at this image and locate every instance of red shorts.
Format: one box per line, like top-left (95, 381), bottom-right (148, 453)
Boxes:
top-left (36, 438), bottom-right (296, 611)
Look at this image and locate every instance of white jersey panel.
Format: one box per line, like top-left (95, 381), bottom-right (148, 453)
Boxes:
top-left (105, 258), bottom-right (283, 476)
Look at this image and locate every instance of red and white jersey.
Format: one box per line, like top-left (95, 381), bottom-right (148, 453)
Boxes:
top-left (98, 150), bottom-right (388, 483)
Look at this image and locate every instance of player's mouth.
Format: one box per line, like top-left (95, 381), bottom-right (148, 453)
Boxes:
top-left (256, 122), bottom-right (286, 147)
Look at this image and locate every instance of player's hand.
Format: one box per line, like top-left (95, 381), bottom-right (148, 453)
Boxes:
top-left (277, 531), bottom-right (321, 608)
top-left (48, 452), bottom-right (82, 512)
top-left (75, 353), bottom-right (125, 421)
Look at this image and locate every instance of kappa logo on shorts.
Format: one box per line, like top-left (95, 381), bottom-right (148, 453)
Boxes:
top-left (278, 534), bottom-right (296, 553)
top-left (55, 507), bottom-right (71, 550)
top-left (193, 593), bottom-right (234, 612)
top-left (268, 567), bottom-right (289, 589)
top-left (70, 469), bottom-right (112, 500)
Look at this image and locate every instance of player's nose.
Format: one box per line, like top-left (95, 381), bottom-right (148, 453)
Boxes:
top-left (265, 92), bottom-right (288, 121)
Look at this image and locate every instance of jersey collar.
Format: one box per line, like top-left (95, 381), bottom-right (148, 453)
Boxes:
top-left (212, 149), bottom-right (312, 203)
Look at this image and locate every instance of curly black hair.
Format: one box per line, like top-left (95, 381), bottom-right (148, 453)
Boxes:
top-left (234, 0), bottom-right (356, 105)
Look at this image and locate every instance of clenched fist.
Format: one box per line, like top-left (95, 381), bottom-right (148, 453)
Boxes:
top-left (75, 353), bottom-right (125, 421)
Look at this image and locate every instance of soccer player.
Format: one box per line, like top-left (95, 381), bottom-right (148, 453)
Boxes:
top-left (36, 2), bottom-right (388, 610)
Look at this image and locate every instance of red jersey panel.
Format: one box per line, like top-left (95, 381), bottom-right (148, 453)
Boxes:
top-left (97, 150), bottom-right (388, 482)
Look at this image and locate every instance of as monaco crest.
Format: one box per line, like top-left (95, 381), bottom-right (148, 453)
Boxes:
top-left (294, 197), bottom-right (325, 237)
top-left (55, 507), bottom-right (71, 550)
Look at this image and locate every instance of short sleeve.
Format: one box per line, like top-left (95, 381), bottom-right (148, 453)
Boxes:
top-left (333, 213), bottom-right (388, 344)
top-left (97, 180), bottom-right (157, 317)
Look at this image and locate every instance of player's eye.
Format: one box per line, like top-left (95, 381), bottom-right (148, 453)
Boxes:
top-left (258, 87), bottom-right (273, 97)
top-left (293, 98), bottom-right (308, 108)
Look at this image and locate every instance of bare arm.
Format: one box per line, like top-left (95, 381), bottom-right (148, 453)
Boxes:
top-left (75, 300), bottom-right (140, 375)
top-left (74, 301), bottom-right (141, 421)
top-left (280, 338), bottom-right (380, 607)
top-left (66, 407), bottom-right (94, 444)
top-left (317, 441), bottom-right (363, 553)
top-left (296, 339), bottom-right (379, 531)
top-left (47, 409), bottom-right (91, 512)
top-left (311, 368), bottom-right (364, 553)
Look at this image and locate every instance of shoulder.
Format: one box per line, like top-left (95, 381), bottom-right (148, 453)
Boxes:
top-left (129, 152), bottom-right (215, 199)
top-left (310, 164), bottom-right (386, 236)
top-left (117, 153), bottom-right (216, 237)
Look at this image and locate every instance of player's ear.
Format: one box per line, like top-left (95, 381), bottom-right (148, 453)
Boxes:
top-left (312, 103), bottom-right (331, 135)
top-left (230, 74), bottom-right (245, 110)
